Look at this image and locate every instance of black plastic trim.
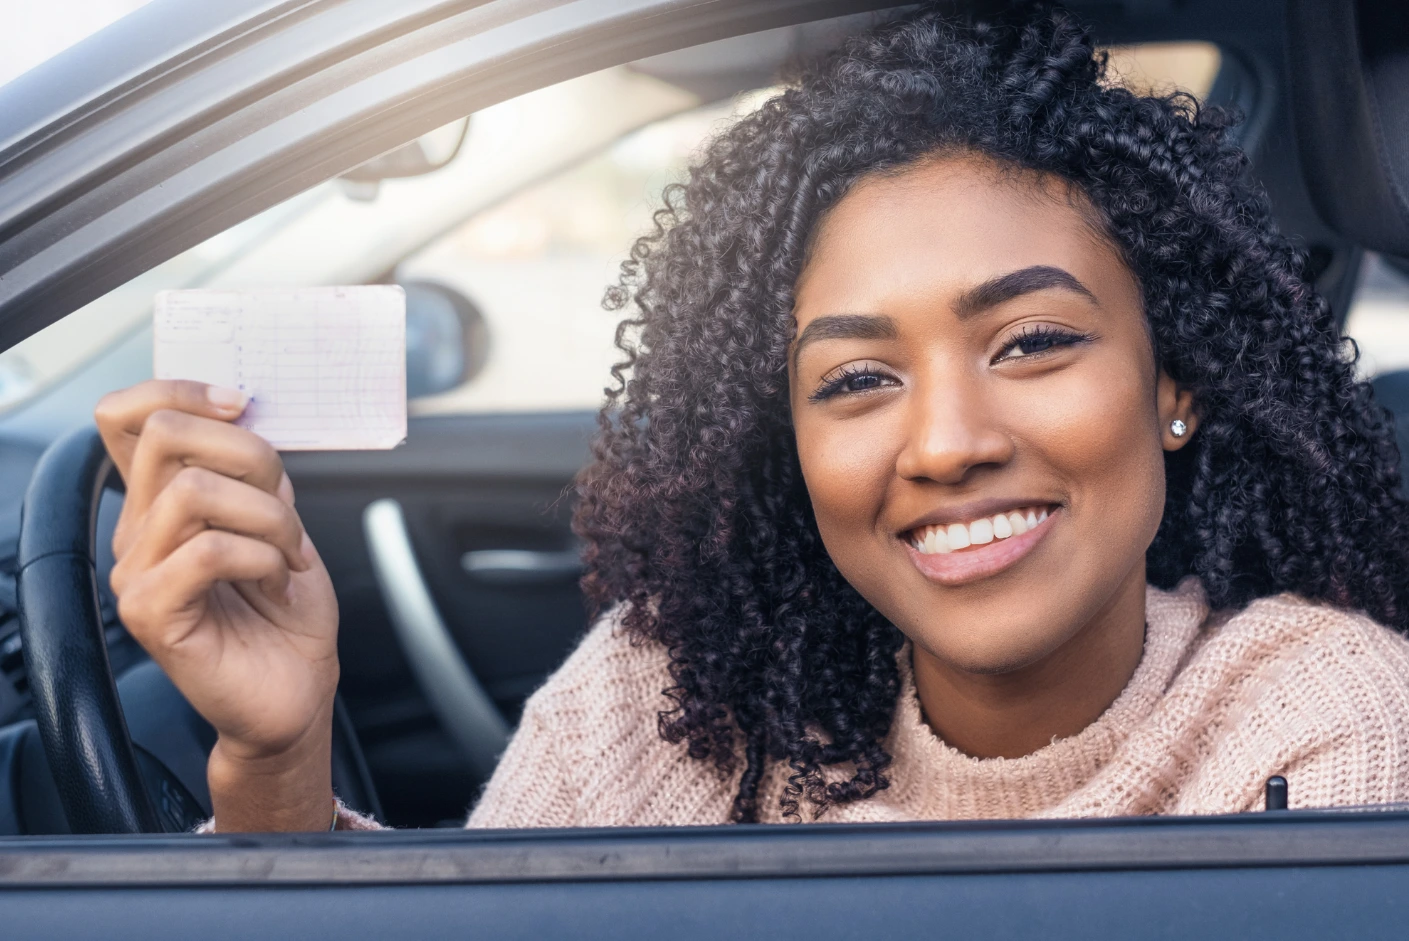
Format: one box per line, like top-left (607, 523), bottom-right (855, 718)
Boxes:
top-left (2, 810), bottom-right (1408, 887)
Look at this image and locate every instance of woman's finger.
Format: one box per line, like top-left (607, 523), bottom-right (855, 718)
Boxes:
top-left (114, 466), bottom-right (310, 586)
top-left (123, 408), bottom-right (286, 521)
top-left (117, 530), bottom-right (292, 650)
top-left (96, 380), bottom-right (247, 476)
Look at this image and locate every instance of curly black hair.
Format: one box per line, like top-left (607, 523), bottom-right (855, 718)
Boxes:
top-left (572, 3), bottom-right (1409, 822)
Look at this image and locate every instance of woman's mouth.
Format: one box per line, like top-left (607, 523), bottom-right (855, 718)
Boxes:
top-left (901, 504), bottom-right (1058, 585)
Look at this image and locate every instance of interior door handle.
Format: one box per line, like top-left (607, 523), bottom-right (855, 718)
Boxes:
top-left (362, 499), bottom-right (509, 780)
top-left (461, 549), bottom-right (583, 584)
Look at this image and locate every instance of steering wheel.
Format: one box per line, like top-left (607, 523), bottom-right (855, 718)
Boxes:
top-left (15, 425), bottom-right (379, 834)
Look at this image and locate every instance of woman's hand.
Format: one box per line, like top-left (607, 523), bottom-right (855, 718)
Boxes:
top-left (95, 380), bottom-right (338, 831)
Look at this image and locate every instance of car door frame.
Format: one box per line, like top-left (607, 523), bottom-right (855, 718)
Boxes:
top-left (2, 0), bottom-right (1403, 934)
top-left (4, 810), bottom-right (1409, 938)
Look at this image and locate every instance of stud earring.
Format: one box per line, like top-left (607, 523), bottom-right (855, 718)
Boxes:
top-left (1170, 419), bottom-right (1187, 438)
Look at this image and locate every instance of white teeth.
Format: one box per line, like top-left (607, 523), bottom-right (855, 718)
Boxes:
top-left (946, 522), bottom-right (970, 550)
top-left (910, 506), bottom-right (1054, 555)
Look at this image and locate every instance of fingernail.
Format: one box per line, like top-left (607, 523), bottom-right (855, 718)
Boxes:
top-left (207, 385), bottom-right (248, 412)
top-left (284, 583), bottom-right (296, 607)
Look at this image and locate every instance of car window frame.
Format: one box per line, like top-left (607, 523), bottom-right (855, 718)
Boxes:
top-left (1, 0), bottom-right (1393, 900)
top-left (5, 809), bottom-right (1409, 885)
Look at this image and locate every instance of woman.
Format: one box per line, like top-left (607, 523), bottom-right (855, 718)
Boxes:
top-left (96, 5), bottom-right (1409, 832)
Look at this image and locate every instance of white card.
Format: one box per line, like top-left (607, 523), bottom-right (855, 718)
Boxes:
top-left (154, 286), bottom-right (407, 451)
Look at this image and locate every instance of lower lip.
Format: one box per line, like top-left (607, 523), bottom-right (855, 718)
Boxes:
top-left (903, 510), bottom-right (1058, 586)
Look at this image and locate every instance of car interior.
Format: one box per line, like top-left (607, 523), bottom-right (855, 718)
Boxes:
top-left (0, 1), bottom-right (1408, 935)
top-left (1, 0), bottom-right (1408, 838)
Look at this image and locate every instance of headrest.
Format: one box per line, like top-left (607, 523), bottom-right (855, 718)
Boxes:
top-left (1286, 0), bottom-right (1409, 257)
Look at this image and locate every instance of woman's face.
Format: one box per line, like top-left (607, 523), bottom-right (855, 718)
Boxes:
top-left (789, 154), bottom-right (1196, 677)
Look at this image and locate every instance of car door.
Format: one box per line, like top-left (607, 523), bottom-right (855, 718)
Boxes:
top-left (4, 1), bottom-right (1408, 938)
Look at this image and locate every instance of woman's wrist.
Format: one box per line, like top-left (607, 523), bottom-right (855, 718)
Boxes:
top-left (207, 719), bottom-right (334, 833)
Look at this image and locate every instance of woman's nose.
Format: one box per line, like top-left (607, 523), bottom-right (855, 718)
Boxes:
top-left (894, 377), bottom-right (1015, 484)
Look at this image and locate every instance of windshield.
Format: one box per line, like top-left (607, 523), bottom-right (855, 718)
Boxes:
top-left (0, 39), bottom-right (1221, 426)
top-left (0, 0), bottom-right (154, 90)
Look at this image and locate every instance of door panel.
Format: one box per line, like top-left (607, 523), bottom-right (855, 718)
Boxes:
top-left (283, 411), bottom-right (596, 826)
top-left (5, 868), bottom-right (1408, 941)
top-left (6, 813), bottom-right (1409, 939)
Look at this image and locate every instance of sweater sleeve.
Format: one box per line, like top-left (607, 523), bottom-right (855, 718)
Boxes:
top-left (465, 698), bottom-right (578, 828)
top-left (465, 612), bottom-right (673, 828)
top-left (464, 613), bottom-right (733, 829)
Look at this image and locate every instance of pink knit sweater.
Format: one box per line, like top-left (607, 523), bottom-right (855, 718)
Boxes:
top-left (308, 579), bottom-right (1409, 831)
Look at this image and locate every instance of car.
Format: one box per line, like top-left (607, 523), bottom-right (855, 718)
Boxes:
top-left (1, 0), bottom-right (1408, 937)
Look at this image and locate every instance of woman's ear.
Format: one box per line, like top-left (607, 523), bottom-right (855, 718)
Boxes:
top-left (1156, 369), bottom-right (1199, 451)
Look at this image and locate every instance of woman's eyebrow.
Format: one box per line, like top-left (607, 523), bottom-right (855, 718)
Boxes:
top-left (791, 266), bottom-right (1093, 366)
top-left (954, 265), bottom-right (1098, 319)
top-left (792, 313), bottom-right (897, 366)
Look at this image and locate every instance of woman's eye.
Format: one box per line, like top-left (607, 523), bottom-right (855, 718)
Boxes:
top-left (840, 373), bottom-right (884, 392)
top-left (810, 365), bottom-right (896, 401)
top-left (995, 326), bottom-right (1093, 362)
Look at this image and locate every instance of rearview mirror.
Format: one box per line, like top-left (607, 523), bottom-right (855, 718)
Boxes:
top-left (402, 280), bottom-right (488, 399)
top-left (340, 117), bottom-right (470, 201)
